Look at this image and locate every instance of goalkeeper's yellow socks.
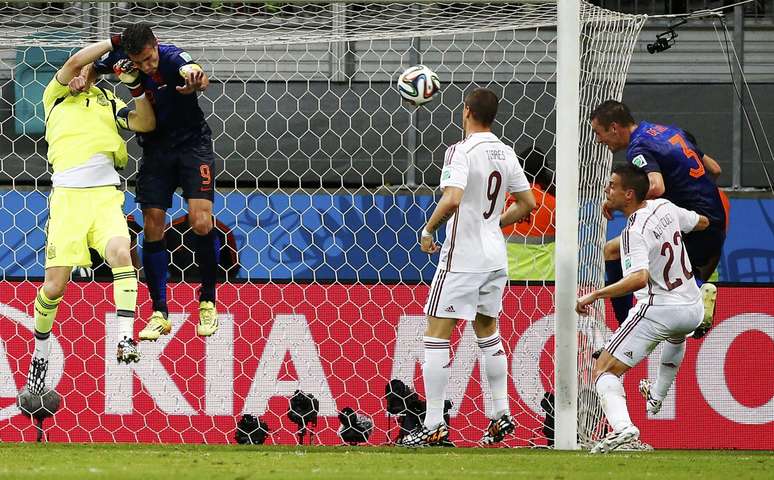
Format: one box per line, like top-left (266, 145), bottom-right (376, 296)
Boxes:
top-left (112, 266), bottom-right (138, 339)
top-left (27, 289), bottom-right (61, 393)
top-left (33, 289), bottom-right (62, 361)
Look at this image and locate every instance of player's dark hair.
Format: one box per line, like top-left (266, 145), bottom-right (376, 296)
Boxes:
top-left (464, 88), bottom-right (498, 127)
top-left (612, 163), bottom-right (649, 202)
top-left (122, 23), bottom-right (156, 56)
top-left (519, 146), bottom-right (555, 196)
top-left (590, 100), bottom-right (635, 128)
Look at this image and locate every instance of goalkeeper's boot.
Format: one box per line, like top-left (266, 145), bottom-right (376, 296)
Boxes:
top-left (638, 379), bottom-right (663, 415)
top-left (139, 311), bottom-right (171, 341)
top-left (25, 357), bottom-right (49, 396)
top-left (693, 283), bottom-right (717, 339)
top-left (117, 337), bottom-right (141, 364)
top-left (398, 423), bottom-right (449, 448)
top-left (480, 413), bottom-right (516, 445)
top-left (590, 424), bottom-right (639, 454)
top-left (197, 301), bottom-right (219, 337)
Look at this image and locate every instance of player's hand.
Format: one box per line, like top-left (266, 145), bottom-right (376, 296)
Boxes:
top-left (68, 75), bottom-right (88, 95)
top-left (420, 232), bottom-right (439, 254)
top-left (177, 64), bottom-right (206, 94)
top-left (113, 59), bottom-right (144, 97)
top-left (602, 200), bottom-right (614, 220)
top-left (575, 292), bottom-right (597, 316)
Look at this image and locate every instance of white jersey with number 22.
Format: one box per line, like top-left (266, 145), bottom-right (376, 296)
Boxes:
top-left (621, 198), bottom-right (701, 306)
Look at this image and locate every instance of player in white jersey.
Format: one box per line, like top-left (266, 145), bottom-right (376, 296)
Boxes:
top-left (576, 164), bottom-right (710, 453)
top-left (399, 88), bottom-right (536, 447)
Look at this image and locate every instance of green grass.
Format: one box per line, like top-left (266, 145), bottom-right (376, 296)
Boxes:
top-left (0, 444), bottom-right (771, 480)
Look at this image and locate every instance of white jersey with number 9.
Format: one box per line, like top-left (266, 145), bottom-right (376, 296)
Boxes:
top-left (437, 132), bottom-right (530, 273)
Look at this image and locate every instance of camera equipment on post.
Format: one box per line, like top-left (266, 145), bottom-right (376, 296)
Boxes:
top-left (235, 414), bottom-right (270, 445)
top-left (337, 407), bottom-right (374, 445)
top-left (287, 390), bottom-right (319, 445)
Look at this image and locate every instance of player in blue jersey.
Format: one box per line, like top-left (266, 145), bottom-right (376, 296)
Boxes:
top-left (590, 100), bottom-right (725, 338)
top-left (89, 23), bottom-right (219, 340)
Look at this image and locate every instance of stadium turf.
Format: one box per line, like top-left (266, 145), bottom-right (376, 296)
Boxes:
top-left (0, 444), bottom-right (771, 480)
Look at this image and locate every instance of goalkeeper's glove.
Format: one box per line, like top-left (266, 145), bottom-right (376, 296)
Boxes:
top-left (113, 58), bottom-right (144, 98)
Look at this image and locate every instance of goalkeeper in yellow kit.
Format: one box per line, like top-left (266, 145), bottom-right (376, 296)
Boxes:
top-left (19, 37), bottom-right (156, 403)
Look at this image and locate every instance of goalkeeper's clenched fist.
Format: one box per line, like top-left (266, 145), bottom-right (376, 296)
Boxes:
top-left (113, 58), bottom-right (144, 98)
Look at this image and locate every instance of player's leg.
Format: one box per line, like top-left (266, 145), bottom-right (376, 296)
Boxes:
top-left (25, 266), bottom-right (70, 395)
top-left (180, 134), bottom-right (219, 337)
top-left (25, 188), bottom-right (90, 395)
top-left (639, 337), bottom-right (685, 416)
top-left (474, 268), bottom-right (514, 445)
top-left (138, 207), bottom-right (173, 340)
top-left (639, 300), bottom-right (703, 414)
top-left (135, 152), bottom-right (176, 341)
top-left (397, 314), bottom-right (455, 448)
top-left (682, 226), bottom-right (724, 338)
top-left (605, 259), bottom-right (632, 326)
top-left (399, 269), bottom-right (477, 447)
top-left (590, 304), bottom-right (660, 453)
top-left (188, 198), bottom-right (219, 337)
top-left (92, 187), bottom-right (142, 362)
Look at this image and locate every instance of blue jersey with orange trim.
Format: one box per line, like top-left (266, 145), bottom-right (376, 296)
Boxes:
top-left (94, 44), bottom-right (208, 149)
top-left (627, 121), bottom-right (725, 228)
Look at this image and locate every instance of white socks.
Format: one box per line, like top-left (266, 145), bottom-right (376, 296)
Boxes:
top-left (422, 336), bottom-right (450, 429)
top-left (477, 331), bottom-right (509, 416)
top-left (653, 340), bottom-right (686, 401)
top-left (33, 330), bottom-right (51, 362)
top-left (596, 372), bottom-right (633, 432)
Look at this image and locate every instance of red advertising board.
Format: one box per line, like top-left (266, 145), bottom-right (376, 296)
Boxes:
top-left (0, 282), bottom-right (771, 448)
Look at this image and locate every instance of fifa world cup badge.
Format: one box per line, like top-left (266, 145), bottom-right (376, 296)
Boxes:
top-left (97, 93), bottom-right (109, 106)
top-left (46, 243), bottom-right (56, 260)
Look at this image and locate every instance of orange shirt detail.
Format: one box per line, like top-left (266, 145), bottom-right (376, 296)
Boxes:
top-left (501, 184), bottom-right (556, 237)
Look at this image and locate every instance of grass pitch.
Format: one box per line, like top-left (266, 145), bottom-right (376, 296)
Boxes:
top-left (0, 444), bottom-right (771, 480)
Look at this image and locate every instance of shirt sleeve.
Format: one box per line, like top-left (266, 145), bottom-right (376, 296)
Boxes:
top-left (628, 144), bottom-right (661, 174)
top-left (42, 76), bottom-right (70, 117)
top-left (507, 153), bottom-right (531, 193)
top-left (170, 47), bottom-right (196, 70)
top-left (673, 204), bottom-right (700, 233)
top-left (621, 228), bottom-right (650, 277)
top-left (439, 144), bottom-right (468, 191)
top-left (93, 50), bottom-right (122, 75)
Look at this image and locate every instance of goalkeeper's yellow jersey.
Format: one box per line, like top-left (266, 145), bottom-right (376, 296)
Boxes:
top-left (42, 77), bottom-right (129, 173)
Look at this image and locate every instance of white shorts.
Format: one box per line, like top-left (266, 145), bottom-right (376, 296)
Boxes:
top-left (423, 268), bottom-right (507, 321)
top-left (605, 299), bottom-right (704, 367)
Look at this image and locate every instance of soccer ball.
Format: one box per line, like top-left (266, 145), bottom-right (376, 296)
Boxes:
top-left (396, 65), bottom-right (441, 106)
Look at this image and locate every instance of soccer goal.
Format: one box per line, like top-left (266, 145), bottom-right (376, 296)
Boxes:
top-left (0, 0), bottom-right (645, 448)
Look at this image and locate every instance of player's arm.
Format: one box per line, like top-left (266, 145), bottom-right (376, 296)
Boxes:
top-left (576, 268), bottom-right (648, 315)
top-left (604, 236), bottom-right (621, 261)
top-left (702, 154), bottom-right (722, 180)
top-left (674, 203), bottom-right (710, 233)
top-left (56, 38), bottom-right (119, 86)
top-left (499, 189), bottom-right (536, 228)
top-left (420, 186), bottom-right (463, 254)
top-left (119, 95), bottom-right (156, 133)
top-left (646, 171), bottom-right (665, 199)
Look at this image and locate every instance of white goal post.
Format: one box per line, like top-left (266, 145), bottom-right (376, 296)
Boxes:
top-left (0, 0), bottom-right (646, 448)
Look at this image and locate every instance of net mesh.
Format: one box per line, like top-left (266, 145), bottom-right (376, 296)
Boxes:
top-left (0, 1), bottom-right (646, 446)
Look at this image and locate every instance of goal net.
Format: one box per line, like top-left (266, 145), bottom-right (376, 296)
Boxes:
top-left (0, 1), bottom-right (645, 447)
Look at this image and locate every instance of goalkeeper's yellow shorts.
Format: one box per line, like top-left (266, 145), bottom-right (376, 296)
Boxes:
top-left (45, 186), bottom-right (130, 268)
